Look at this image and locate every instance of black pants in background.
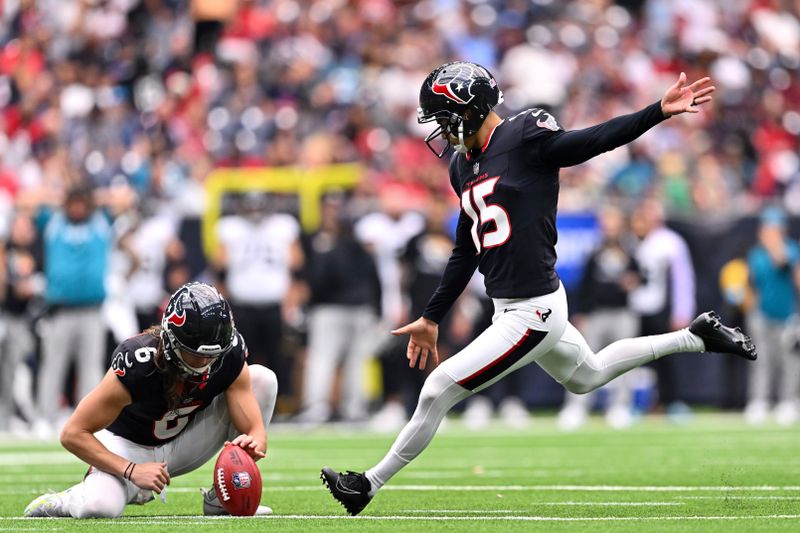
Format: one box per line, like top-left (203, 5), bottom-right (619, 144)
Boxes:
top-left (230, 303), bottom-right (290, 391)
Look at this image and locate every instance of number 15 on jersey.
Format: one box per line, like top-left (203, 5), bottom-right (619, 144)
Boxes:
top-left (461, 176), bottom-right (511, 253)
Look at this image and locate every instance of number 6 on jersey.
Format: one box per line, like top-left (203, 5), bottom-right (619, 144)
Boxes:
top-left (461, 176), bottom-right (511, 253)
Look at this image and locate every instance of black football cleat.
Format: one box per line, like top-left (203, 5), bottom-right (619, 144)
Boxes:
top-left (690, 311), bottom-right (757, 361)
top-left (320, 467), bottom-right (372, 516)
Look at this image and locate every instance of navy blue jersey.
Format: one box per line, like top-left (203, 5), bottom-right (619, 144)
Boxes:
top-left (423, 101), bottom-right (668, 323)
top-left (105, 330), bottom-right (246, 446)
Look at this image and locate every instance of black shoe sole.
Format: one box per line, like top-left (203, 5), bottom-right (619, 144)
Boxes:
top-left (320, 467), bottom-right (367, 516)
top-left (691, 311), bottom-right (757, 361)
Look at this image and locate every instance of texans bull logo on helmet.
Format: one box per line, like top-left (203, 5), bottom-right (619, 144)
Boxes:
top-left (431, 64), bottom-right (484, 105)
top-left (165, 296), bottom-right (187, 327)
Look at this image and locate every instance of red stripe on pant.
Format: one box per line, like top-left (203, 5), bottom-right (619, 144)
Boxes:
top-left (457, 329), bottom-right (548, 391)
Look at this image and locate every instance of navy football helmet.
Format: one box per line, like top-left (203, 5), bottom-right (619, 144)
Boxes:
top-left (161, 282), bottom-right (237, 379)
top-left (417, 61), bottom-right (504, 158)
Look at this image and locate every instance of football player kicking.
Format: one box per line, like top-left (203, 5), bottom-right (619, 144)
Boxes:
top-left (322, 61), bottom-right (757, 515)
top-left (24, 282), bottom-right (277, 518)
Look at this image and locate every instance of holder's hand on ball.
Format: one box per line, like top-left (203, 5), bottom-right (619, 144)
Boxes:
top-left (227, 434), bottom-right (266, 461)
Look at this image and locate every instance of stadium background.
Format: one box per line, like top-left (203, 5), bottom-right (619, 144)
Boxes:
top-left (0, 0), bottom-right (799, 434)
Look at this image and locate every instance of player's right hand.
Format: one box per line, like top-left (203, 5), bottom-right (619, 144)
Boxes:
top-left (392, 317), bottom-right (439, 371)
top-left (130, 462), bottom-right (170, 493)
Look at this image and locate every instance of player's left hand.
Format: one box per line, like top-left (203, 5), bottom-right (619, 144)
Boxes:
top-left (227, 434), bottom-right (266, 461)
top-left (661, 72), bottom-right (715, 117)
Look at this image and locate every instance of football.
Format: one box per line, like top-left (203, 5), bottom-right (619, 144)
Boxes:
top-left (213, 443), bottom-right (263, 516)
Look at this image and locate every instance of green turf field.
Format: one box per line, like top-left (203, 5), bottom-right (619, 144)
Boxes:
top-left (1, 413), bottom-right (799, 532)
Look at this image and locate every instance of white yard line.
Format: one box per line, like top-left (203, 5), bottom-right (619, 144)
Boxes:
top-left (379, 484), bottom-right (800, 492)
top-left (399, 503), bottom-right (685, 511)
top-left (677, 495), bottom-right (800, 500)
top-left (4, 514), bottom-right (800, 523)
top-left (7, 484), bottom-right (800, 495)
top-left (525, 502), bottom-right (685, 506)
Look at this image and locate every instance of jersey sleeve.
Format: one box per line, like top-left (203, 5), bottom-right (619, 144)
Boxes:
top-left (420, 158), bottom-right (481, 324)
top-left (226, 333), bottom-right (247, 376)
top-left (521, 108), bottom-right (564, 144)
top-left (109, 335), bottom-right (159, 402)
top-left (421, 209), bottom-right (480, 324)
top-left (532, 101), bottom-right (668, 168)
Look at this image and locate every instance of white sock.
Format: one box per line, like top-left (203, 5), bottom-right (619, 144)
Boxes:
top-left (564, 329), bottom-right (705, 394)
top-left (649, 329), bottom-right (705, 357)
top-left (365, 370), bottom-right (469, 497)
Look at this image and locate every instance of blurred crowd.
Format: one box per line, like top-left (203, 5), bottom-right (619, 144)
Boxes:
top-left (1, 0), bottom-right (799, 436)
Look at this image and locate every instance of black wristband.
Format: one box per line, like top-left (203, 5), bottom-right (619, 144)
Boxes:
top-left (123, 462), bottom-right (135, 481)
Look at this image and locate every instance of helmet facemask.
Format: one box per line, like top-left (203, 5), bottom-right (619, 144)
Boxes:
top-left (161, 324), bottom-right (235, 382)
top-left (418, 109), bottom-right (467, 157)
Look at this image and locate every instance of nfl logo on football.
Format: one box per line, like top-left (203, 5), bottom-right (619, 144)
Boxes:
top-left (232, 472), bottom-right (251, 490)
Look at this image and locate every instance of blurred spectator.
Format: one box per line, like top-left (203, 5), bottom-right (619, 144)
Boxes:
top-left (355, 185), bottom-right (425, 330)
top-left (0, 0), bottom-right (797, 218)
top-left (558, 206), bottom-right (642, 431)
top-left (629, 198), bottom-right (696, 416)
top-left (214, 191), bottom-right (303, 401)
top-left (371, 195), bottom-right (455, 431)
top-left (0, 0), bottom-right (799, 422)
top-left (718, 253), bottom-right (754, 409)
top-left (744, 206), bottom-right (800, 425)
top-left (297, 192), bottom-right (381, 425)
top-left (124, 200), bottom-right (184, 330)
top-left (31, 184), bottom-right (115, 439)
top-left (0, 212), bottom-right (43, 432)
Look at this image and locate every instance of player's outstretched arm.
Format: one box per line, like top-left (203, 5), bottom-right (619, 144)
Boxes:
top-left (537, 73), bottom-right (715, 168)
top-left (392, 317), bottom-right (439, 371)
top-left (60, 370), bottom-right (171, 493)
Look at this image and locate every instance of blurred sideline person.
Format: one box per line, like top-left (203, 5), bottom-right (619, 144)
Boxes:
top-left (297, 193), bottom-right (382, 425)
top-left (214, 192), bottom-right (303, 402)
top-left (629, 198), bottom-right (696, 416)
top-left (745, 207), bottom-right (800, 425)
top-left (718, 255), bottom-right (754, 409)
top-left (321, 62), bottom-right (755, 516)
top-left (355, 185), bottom-right (425, 333)
top-left (0, 213), bottom-right (44, 433)
top-left (558, 206), bottom-right (641, 430)
top-left (125, 201), bottom-right (185, 331)
top-left (371, 195), bottom-right (457, 431)
top-left (28, 185), bottom-right (115, 439)
top-left (23, 283), bottom-right (277, 518)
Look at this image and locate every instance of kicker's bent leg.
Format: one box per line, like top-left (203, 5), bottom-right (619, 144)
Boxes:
top-left (542, 322), bottom-right (704, 394)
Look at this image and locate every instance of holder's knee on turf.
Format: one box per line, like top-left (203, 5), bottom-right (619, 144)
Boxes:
top-left (71, 474), bottom-right (127, 519)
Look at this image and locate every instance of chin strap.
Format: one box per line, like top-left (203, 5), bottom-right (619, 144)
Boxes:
top-left (453, 120), bottom-right (468, 154)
